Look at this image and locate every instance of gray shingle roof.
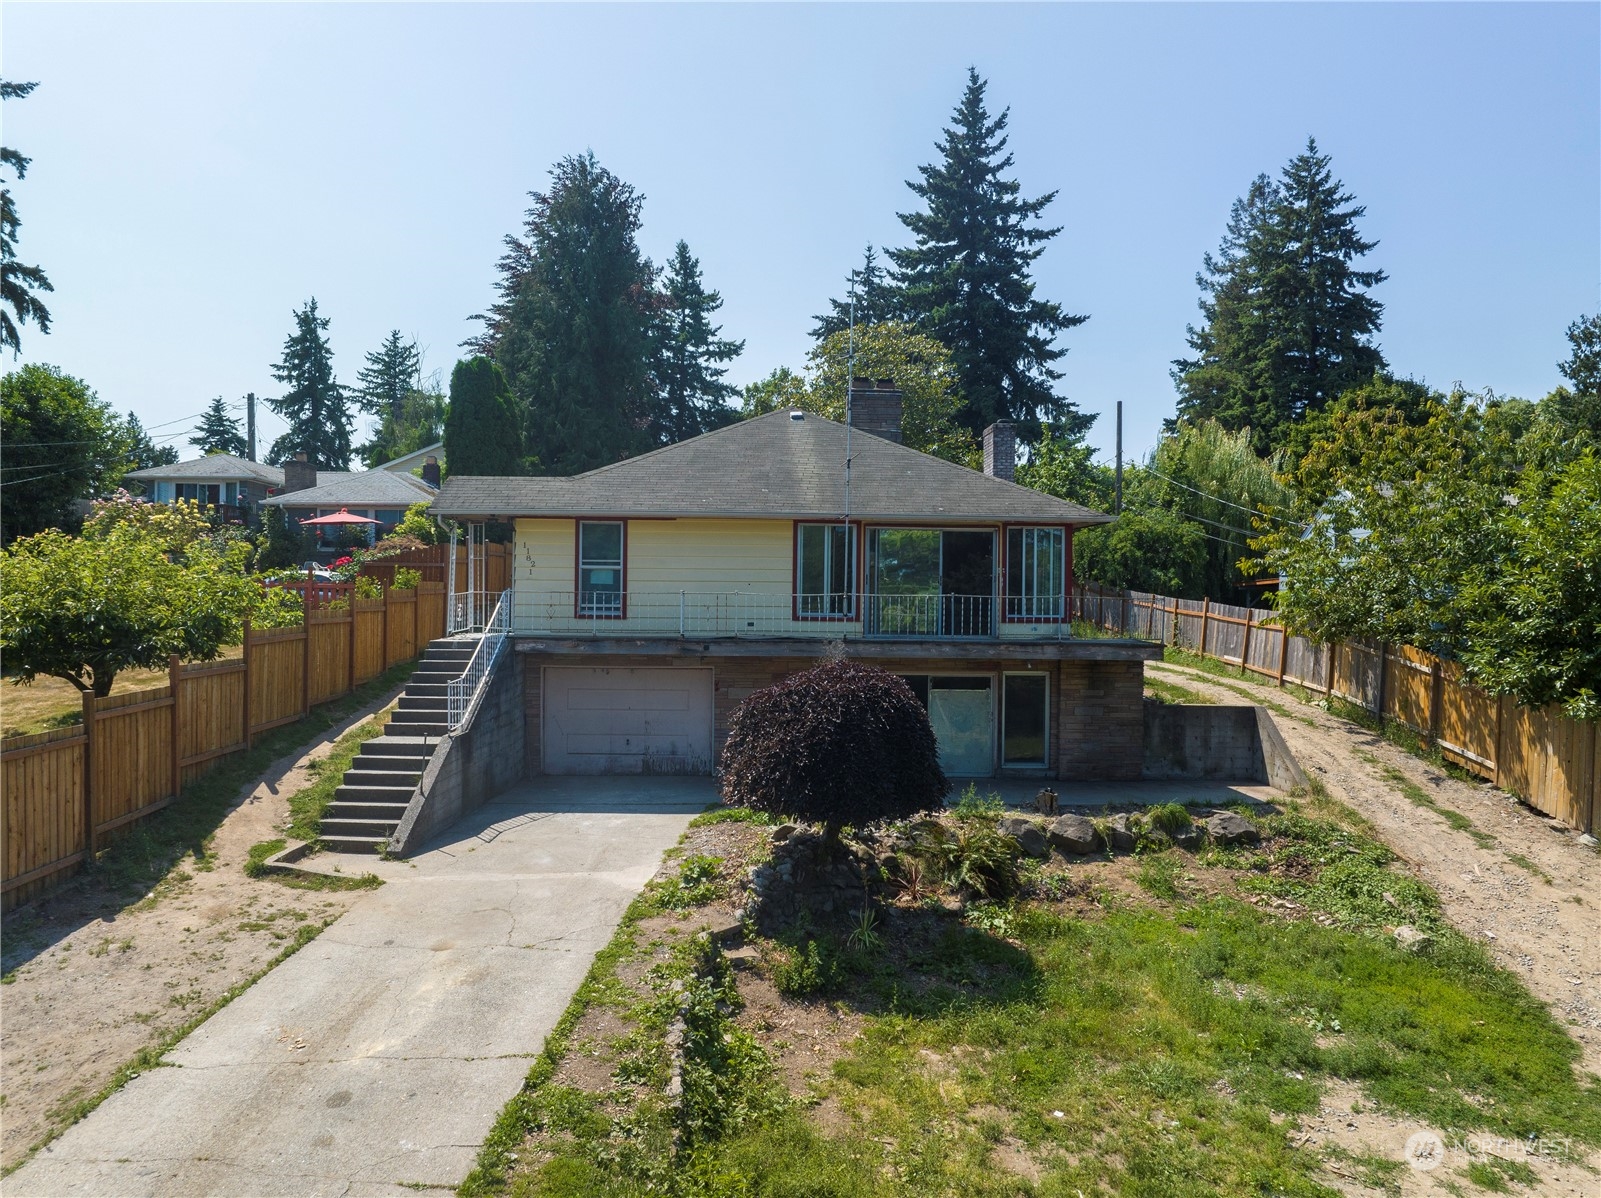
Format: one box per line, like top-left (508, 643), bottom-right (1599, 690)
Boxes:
top-left (430, 411), bottom-right (1112, 525)
top-left (124, 454), bottom-right (282, 484)
top-left (259, 468), bottom-right (436, 509)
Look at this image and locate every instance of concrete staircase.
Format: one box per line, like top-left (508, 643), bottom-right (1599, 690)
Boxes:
top-left (319, 637), bottom-right (479, 853)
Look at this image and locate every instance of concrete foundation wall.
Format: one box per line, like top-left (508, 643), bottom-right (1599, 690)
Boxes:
top-left (392, 654), bottom-right (526, 855)
top-left (1142, 701), bottom-right (1306, 789)
top-left (519, 650), bottom-right (1148, 782)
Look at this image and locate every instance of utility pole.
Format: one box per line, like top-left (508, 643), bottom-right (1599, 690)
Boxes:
top-left (245, 392), bottom-right (257, 462)
top-left (1114, 400), bottom-right (1123, 515)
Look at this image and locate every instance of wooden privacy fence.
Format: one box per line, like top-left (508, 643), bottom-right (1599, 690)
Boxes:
top-left (357, 541), bottom-right (510, 592)
top-left (1, 581), bottom-right (447, 911)
top-left (1073, 583), bottom-right (1598, 835)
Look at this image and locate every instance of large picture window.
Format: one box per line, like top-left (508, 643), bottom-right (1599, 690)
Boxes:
top-left (1005, 527), bottom-right (1065, 620)
top-left (578, 521), bottom-right (624, 617)
top-left (796, 522), bottom-right (855, 617)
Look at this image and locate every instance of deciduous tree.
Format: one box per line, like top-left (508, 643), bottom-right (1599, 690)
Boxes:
top-left (0, 364), bottom-right (114, 541)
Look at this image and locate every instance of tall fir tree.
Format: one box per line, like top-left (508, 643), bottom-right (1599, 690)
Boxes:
top-left (444, 357), bottom-right (523, 477)
top-left (191, 394), bottom-right (247, 456)
top-left (266, 298), bottom-right (354, 468)
top-left (1, 79), bottom-right (53, 357)
top-left (649, 240), bottom-right (743, 443)
top-left (466, 152), bottom-right (657, 475)
top-left (810, 245), bottom-right (904, 340)
top-left (355, 330), bottom-right (422, 423)
top-left (890, 69), bottom-right (1090, 440)
top-left (1173, 139), bottom-right (1387, 453)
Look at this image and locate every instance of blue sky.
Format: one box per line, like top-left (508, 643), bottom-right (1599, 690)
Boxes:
top-left (5, 2), bottom-right (1597, 465)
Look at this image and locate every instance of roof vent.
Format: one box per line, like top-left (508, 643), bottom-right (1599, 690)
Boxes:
top-left (789, 409), bottom-right (805, 421)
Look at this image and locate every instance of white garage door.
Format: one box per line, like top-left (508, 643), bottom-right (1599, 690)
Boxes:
top-left (542, 667), bottom-right (714, 775)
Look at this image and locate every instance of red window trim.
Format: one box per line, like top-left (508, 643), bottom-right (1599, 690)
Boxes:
top-left (1000, 523), bottom-right (1073, 623)
top-left (573, 518), bottom-right (628, 620)
top-left (791, 520), bottom-right (860, 622)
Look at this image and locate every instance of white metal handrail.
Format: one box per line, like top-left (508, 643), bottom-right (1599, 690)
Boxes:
top-left (447, 588), bottom-right (511, 730)
top-left (508, 591), bottom-right (1075, 641)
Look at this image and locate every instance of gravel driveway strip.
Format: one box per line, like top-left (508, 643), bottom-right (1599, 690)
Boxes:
top-left (7, 777), bottom-right (709, 1198)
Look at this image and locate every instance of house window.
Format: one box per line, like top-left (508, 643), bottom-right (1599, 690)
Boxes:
top-left (1005, 527), bottom-right (1065, 620)
top-left (796, 522), bottom-right (855, 617)
top-left (578, 521), bottom-right (625, 617)
top-left (1002, 673), bottom-right (1049, 767)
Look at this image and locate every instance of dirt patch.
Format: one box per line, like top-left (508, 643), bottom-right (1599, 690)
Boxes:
top-left (1149, 659), bottom-right (1601, 1075)
top-left (0, 686), bottom-right (401, 1170)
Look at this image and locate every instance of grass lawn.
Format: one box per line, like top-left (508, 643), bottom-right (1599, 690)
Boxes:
top-left (1, 648), bottom-right (245, 739)
top-left (467, 791), bottom-right (1601, 1198)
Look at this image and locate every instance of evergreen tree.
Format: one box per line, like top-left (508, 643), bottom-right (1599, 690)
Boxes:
top-left (113, 411), bottom-right (178, 490)
top-left (266, 298), bottom-right (353, 468)
top-left (810, 245), bottom-right (904, 340)
top-left (890, 70), bottom-right (1089, 441)
top-left (361, 381), bottom-right (445, 468)
top-left (1173, 140), bottom-right (1386, 453)
top-left (1, 79), bottom-right (53, 357)
top-left (355, 330), bottom-right (421, 423)
top-left (649, 240), bottom-right (743, 443)
top-left (191, 394), bottom-right (247, 456)
top-left (444, 357), bottom-right (524, 477)
top-left (467, 152), bottom-right (657, 475)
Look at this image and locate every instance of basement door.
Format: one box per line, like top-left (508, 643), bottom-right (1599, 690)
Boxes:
top-left (542, 667), bottom-right (714, 775)
top-left (901, 675), bottom-right (996, 778)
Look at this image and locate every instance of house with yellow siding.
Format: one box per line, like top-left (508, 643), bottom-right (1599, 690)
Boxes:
top-left (430, 380), bottom-right (1160, 781)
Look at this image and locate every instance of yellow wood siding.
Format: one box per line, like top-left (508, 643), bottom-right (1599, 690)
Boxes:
top-left (627, 519), bottom-right (793, 595)
top-left (513, 518), bottom-right (576, 592)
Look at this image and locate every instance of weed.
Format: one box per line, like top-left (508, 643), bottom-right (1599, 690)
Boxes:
top-left (908, 819), bottom-right (1022, 899)
top-left (889, 854), bottom-right (927, 902)
top-left (1145, 676), bottom-right (1214, 705)
top-left (963, 900), bottom-right (1016, 939)
top-left (689, 805), bottom-right (779, 828)
top-left (646, 855), bottom-right (724, 913)
top-left (1135, 852), bottom-right (1184, 901)
top-left (1504, 854), bottom-right (1553, 885)
top-left (244, 839), bottom-right (287, 878)
top-left (772, 939), bottom-right (836, 997)
top-left (951, 783), bottom-right (1006, 820)
top-left (1147, 802), bottom-right (1194, 835)
top-left (846, 905), bottom-right (883, 953)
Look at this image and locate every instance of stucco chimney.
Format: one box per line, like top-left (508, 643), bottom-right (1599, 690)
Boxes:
top-left (422, 455), bottom-right (441, 487)
top-left (983, 422), bottom-right (1016, 481)
top-left (281, 452), bottom-right (317, 494)
top-left (847, 378), bottom-right (903, 443)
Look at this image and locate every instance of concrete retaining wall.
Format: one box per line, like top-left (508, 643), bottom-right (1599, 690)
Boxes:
top-left (391, 654), bottom-right (526, 855)
top-left (1142, 701), bottom-right (1306, 790)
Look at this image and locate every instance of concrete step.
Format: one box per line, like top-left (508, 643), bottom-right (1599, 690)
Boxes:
top-left (335, 783), bottom-right (416, 804)
top-left (398, 694), bottom-right (447, 711)
top-left (319, 831), bottom-right (394, 853)
top-left (423, 649), bottom-right (476, 663)
top-left (359, 736), bottom-right (433, 757)
top-left (405, 682), bottom-right (448, 698)
top-left (318, 820), bottom-right (403, 839)
top-left (342, 768), bottom-right (421, 789)
top-left (408, 670), bottom-right (462, 685)
top-left (387, 722), bottom-right (446, 739)
top-left (427, 637), bottom-right (481, 651)
top-left (325, 800), bottom-right (410, 822)
top-left (347, 757), bottom-right (425, 778)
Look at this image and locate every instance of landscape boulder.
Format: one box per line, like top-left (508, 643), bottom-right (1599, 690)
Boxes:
top-left (1172, 825), bottom-right (1206, 851)
top-left (1103, 813), bottom-right (1138, 853)
top-left (1206, 811), bottom-right (1260, 846)
top-left (996, 816), bottom-right (1050, 859)
top-left (1046, 814), bottom-right (1101, 855)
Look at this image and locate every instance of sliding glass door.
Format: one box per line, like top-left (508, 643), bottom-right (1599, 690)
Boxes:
top-left (866, 528), bottom-right (994, 637)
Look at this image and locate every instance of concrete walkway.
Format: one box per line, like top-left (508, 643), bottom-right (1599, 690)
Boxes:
top-left (8, 778), bottom-right (710, 1198)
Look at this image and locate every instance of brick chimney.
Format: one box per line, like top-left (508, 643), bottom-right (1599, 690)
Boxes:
top-left (983, 422), bottom-right (1016, 481)
top-left (281, 452), bottom-right (317, 494)
top-left (848, 377), bottom-right (903, 443)
top-left (422, 455), bottom-right (441, 488)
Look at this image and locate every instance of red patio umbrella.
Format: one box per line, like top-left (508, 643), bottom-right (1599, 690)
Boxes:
top-left (298, 509), bottom-right (381, 526)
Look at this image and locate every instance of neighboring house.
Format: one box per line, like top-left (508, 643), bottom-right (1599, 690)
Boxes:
top-left (259, 455), bottom-right (439, 546)
top-left (122, 453), bottom-right (281, 522)
top-left (128, 447), bottom-right (442, 542)
top-left (431, 381), bottom-right (1160, 782)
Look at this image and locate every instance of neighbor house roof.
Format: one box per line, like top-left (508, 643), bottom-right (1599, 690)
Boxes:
top-left (430, 411), bottom-right (1112, 525)
top-left (258, 467), bottom-right (437, 510)
top-left (377, 441), bottom-right (444, 475)
top-left (123, 453), bottom-right (282, 485)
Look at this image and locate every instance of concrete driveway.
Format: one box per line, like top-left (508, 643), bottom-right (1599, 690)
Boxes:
top-left (7, 777), bottom-right (712, 1198)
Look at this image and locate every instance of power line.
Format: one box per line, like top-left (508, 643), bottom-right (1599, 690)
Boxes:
top-left (1141, 466), bottom-right (1304, 527)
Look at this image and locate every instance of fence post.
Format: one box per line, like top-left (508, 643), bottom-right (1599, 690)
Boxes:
top-left (348, 594), bottom-right (358, 692)
top-left (1492, 694), bottom-right (1506, 787)
top-left (242, 617), bottom-right (253, 751)
top-left (82, 691), bottom-right (96, 859)
top-left (1199, 597), bottom-right (1211, 658)
top-left (1276, 624), bottom-right (1289, 688)
top-left (302, 568), bottom-right (313, 715)
top-left (1122, 592), bottom-right (1130, 637)
top-left (1428, 657), bottom-right (1443, 746)
top-left (382, 587), bottom-right (391, 670)
top-left (169, 654), bottom-right (183, 801)
top-left (1240, 608), bottom-right (1253, 675)
top-left (1170, 597), bottom-right (1179, 646)
top-left (1325, 642), bottom-right (1335, 696)
top-left (1376, 643), bottom-right (1389, 722)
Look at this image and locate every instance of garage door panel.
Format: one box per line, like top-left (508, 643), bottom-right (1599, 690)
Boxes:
top-left (543, 668), bottom-right (713, 775)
